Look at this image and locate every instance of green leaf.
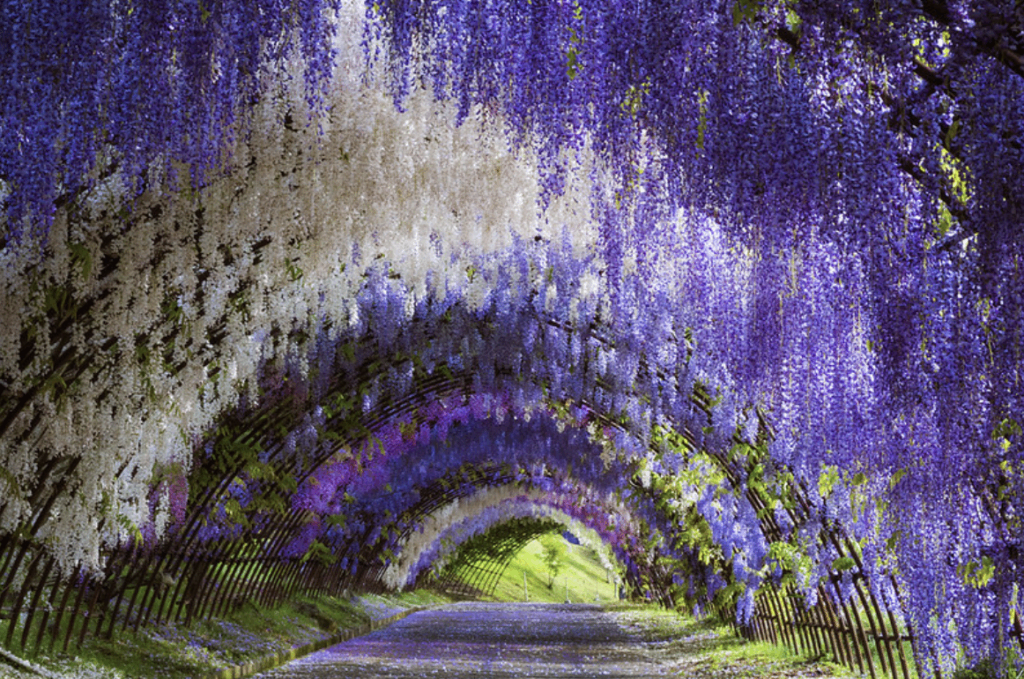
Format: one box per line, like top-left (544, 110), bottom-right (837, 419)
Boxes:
top-left (0, 465), bottom-right (22, 502)
top-left (302, 540), bottom-right (337, 565)
top-left (943, 118), bottom-right (961, 150)
top-left (889, 468), bottom-right (908, 489)
top-left (731, 0), bottom-right (761, 26)
top-left (831, 556), bottom-right (857, 572)
top-left (116, 513), bottom-right (144, 546)
top-left (993, 418), bottom-right (1022, 440)
top-left (958, 556), bottom-right (996, 588)
top-left (69, 242), bottom-right (93, 279)
top-left (818, 465), bottom-right (840, 499)
top-left (784, 8), bottom-right (802, 32)
top-left (566, 48), bottom-right (580, 80)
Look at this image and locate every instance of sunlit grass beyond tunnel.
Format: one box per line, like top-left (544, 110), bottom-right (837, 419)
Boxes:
top-left (484, 536), bottom-right (622, 604)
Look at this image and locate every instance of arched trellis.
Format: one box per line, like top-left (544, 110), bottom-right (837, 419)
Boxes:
top-left (155, 413), bottom-right (663, 627)
top-left (0, 277), bottom-right (943, 679)
top-left (378, 473), bottom-right (640, 589)
top-left (631, 445), bottom-right (924, 679)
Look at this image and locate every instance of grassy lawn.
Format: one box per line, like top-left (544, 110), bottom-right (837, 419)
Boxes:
top-left (611, 604), bottom-right (857, 679)
top-left (1, 590), bottom-right (452, 679)
top-left (486, 535), bottom-right (619, 604)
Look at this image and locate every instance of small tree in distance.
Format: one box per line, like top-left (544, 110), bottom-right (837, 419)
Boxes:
top-left (539, 533), bottom-right (566, 589)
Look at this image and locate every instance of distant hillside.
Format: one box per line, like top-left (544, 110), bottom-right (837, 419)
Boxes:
top-left (488, 535), bottom-right (620, 604)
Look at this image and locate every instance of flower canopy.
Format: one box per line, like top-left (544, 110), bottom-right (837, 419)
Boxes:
top-left (0, 0), bottom-right (1022, 674)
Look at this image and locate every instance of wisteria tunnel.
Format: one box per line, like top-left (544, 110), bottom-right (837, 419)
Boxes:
top-left (1, 0), bottom-right (1023, 677)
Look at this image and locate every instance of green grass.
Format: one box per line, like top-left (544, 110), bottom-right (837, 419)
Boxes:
top-left (610, 604), bottom-right (858, 679)
top-left (487, 536), bottom-right (619, 604)
top-left (1, 589), bottom-right (453, 679)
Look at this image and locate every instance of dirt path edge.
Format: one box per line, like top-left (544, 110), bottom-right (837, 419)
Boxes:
top-left (196, 607), bottom-right (427, 679)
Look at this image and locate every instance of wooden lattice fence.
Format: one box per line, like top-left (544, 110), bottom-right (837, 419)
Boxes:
top-left (738, 581), bottom-right (918, 679)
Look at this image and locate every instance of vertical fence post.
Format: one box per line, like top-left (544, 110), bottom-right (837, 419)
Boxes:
top-left (5, 547), bottom-right (44, 650)
top-left (21, 554), bottom-right (56, 652)
top-left (34, 556), bottom-right (64, 656)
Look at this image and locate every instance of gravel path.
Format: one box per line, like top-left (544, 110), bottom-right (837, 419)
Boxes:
top-left (253, 602), bottom-right (673, 678)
